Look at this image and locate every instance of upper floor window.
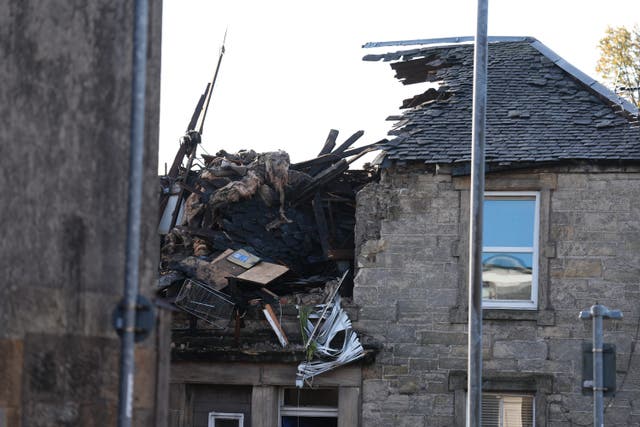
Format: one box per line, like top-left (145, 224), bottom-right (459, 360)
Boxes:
top-left (482, 192), bottom-right (539, 309)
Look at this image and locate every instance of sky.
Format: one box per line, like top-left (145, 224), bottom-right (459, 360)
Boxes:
top-left (159, 0), bottom-right (640, 172)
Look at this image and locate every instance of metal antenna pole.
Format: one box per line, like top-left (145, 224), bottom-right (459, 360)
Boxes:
top-left (118, 0), bottom-right (148, 426)
top-left (467, 0), bottom-right (489, 426)
top-left (580, 304), bottom-right (623, 427)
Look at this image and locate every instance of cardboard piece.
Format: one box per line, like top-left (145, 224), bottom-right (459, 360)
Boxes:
top-left (237, 262), bottom-right (289, 285)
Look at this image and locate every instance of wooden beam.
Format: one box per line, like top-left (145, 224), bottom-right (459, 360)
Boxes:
top-left (317, 129), bottom-right (339, 157)
top-left (332, 130), bottom-right (364, 154)
top-left (251, 386), bottom-right (279, 427)
top-left (338, 387), bottom-right (360, 427)
top-left (312, 193), bottom-right (331, 258)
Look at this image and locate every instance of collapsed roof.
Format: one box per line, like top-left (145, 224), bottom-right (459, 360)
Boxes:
top-left (364, 37), bottom-right (640, 168)
top-left (159, 130), bottom-right (382, 384)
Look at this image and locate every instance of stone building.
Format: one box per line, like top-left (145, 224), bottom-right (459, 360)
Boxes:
top-left (0, 2), bottom-right (166, 426)
top-left (166, 37), bottom-right (640, 427)
top-left (355, 37), bottom-right (640, 426)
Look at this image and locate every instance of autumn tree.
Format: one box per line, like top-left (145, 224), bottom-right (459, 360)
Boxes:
top-left (596, 25), bottom-right (640, 108)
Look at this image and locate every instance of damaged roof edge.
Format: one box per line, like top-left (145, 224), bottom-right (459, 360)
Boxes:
top-left (362, 35), bottom-right (529, 49)
top-left (363, 36), bottom-right (639, 117)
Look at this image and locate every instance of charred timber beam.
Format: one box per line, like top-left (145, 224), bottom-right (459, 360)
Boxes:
top-left (291, 159), bottom-right (349, 205)
top-left (312, 193), bottom-right (331, 259)
top-left (317, 129), bottom-right (339, 157)
top-left (332, 130), bottom-right (364, 154)
top-left (291, 139), bottom-right (387, 171)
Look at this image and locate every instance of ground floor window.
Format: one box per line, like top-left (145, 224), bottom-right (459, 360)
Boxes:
top-left (208, 411), bottom-right (244, 427)
top-left (482, 393), bottom-right (534, 427)
top-left (279, 387), bottom-right (338, 427)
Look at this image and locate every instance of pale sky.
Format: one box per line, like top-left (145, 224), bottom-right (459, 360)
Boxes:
top-left (159, 0), bottom-right (640, 171)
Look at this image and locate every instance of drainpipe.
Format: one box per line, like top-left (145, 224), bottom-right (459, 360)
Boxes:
top-left (467, 0), bottom-right (489, 426)
top-left (118, 1), bottom-right (149, 426)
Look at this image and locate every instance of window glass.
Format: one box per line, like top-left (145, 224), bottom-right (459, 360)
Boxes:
top-left (482, 394), bottom-right (534, 427)
top-left (283, 388), bottom-right (338, 407)
top-left (482, 193), bottom-right (538, 308)
top-left (282, 416), bottom-right (337, 427)
top-left (483, 198), bottom-right (535, 247)
top-left (482, 252), bottom-right (532, 301)
top-left (280, 387), bottom-right (338, 427)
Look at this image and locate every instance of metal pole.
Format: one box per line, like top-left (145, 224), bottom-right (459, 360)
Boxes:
top-left (593, 308), bottom-right (604, 427)
top-left (118, 0), bottom-right (148, 426)
top-left (467, 0), bottom-right (489, 426)
top-left (579, 304), bottom-right (623, 427)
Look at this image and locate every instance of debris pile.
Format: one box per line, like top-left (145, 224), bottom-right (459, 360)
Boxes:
top-left (159, 128), bottom-right (383, 384)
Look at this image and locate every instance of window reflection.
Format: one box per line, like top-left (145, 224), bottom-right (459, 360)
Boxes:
top-left (482, 253), bottom-right (532, 301)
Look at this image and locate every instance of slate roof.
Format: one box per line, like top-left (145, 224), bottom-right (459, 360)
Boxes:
top-left (364, 37), bottom-right (640, 166)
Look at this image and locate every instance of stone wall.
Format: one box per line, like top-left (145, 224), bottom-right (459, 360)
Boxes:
top-left (0, 1), bottom-right (164, 426)
top-left (353, 164), bottom-right (640, 426)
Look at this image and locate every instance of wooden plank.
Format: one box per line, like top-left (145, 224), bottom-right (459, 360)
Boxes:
top-left (312, 194), bottom-right (330, 258)
top-left (155, 309), bottom-right (173, 427)
top-left (171, 363), bottom-right (262, 385)
top-left (172, 362), bottom-right (362, 387)
top-left (332, 130), bottom-right (364, 154)
top-left (251, 386), bottom-right (279, 427)
top-left (292, 160), bottom-right (350, 205)
top-left (311, 129), bottom-right (341, 175)
top-left (290, 153), bottom-right (341, 170)
top-left (261, 364), bottom-right (362, 387)
top-left (262, 304), bottom-right (289, 347)
top-left (317, 129), bottom-right (339, 156)
top-left (237, 262), bottom-right (289, 285)
top-left (338, 387), bottom-right (360, 427)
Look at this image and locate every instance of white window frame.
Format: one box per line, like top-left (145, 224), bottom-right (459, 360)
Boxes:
top-left (482, 393), bottom-right (535, 427)
top-left (208, 411), bottom-right (244, 427)
top-left (482, 191), bottom-right (540, 310)
top-left (278, 388), bottom-right (338, 427)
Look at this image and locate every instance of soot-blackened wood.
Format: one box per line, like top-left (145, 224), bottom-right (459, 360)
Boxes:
top-left (290, 154), bottom-right (341, 171)
top-left (317, 129), bottom-right (339, 157)
top-left (292, 159), bottom-right (350, 205)
top-left (290, 139), bottom-right (387, 172)
top-left (312, 193), bottom-right (330, 259)
top-left (332, 130), bottom-right (364, 154)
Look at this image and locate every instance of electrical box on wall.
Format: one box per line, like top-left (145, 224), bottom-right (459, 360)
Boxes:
top-left (582, 342), bottom-right (616, 396)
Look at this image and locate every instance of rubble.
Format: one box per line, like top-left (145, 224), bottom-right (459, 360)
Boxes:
top-left (159, 122), bottom-right (384, 384)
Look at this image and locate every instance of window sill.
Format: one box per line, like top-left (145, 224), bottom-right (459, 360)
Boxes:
top-left (449, 306), bottom-right (555, 325)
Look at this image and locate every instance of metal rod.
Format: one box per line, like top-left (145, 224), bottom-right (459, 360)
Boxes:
top-left (196, 29), bottom-right (227, 135)
top-left (579, 304), bottom-right (623, 427)
top-left (118, 0), bottom-right (148, 426)
top-left (467, 0), bottom-right (489, 426)
top-left (593, 309), bottom-right (604, 427)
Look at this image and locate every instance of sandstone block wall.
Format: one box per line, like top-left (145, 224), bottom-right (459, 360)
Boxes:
top-left (0, 2), bottom-right (164, 426)
top-left (354, 164), bottom-right (640, 426)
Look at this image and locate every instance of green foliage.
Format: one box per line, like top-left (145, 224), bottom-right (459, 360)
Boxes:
top-left (298, 305), bottom-right (318, 360)
top-left (596, 25), bottom-right (640, 108)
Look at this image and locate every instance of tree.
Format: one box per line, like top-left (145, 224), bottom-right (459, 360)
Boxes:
top-left (596, 25), bottom-right (640, 108)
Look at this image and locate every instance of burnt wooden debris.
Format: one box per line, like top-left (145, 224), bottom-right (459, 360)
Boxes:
top-left (159, 129), bottom-right (385, 356)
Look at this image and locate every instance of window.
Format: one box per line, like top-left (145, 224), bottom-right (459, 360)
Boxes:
top-left (279, 388), bottom-right (338, 427)
top-left (482, 192), bottom-right (539, 309)
top-left (208, 412), bottom-right (244, 427)
top-left (482, 393), bottom-right (534, 427)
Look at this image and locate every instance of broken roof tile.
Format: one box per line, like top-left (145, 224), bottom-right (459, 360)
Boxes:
top-left (367, 39), bottom-right (640, 166)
